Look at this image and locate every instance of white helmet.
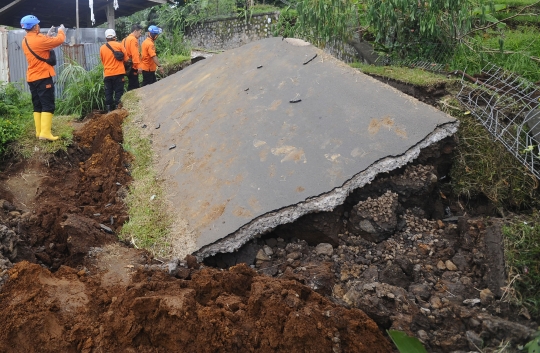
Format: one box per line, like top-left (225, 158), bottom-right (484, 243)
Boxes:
top-left (105, 29), bottom-right (116, 39)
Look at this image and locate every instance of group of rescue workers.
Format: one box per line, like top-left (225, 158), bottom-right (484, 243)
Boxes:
top-left (20, 15), bottom-right (164, 141)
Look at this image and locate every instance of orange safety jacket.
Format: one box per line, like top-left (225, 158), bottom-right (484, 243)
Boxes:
top-left (100, 40), bottom-right (128, 77)
top-left (22, 30), bottom-right (66, 82)
top-left (140, 37), bottom-right (158, 72)
top-left (123, 34), bottom-right (141, 70)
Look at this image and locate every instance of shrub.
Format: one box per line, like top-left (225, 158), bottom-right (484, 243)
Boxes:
top-left (56, 61), bottom-right (105, 118)
top-left (0, 83), bottom-right (33, 155)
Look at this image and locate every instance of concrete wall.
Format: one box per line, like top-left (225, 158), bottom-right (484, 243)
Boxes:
top-left (184, 12), bottom-right (359, 63)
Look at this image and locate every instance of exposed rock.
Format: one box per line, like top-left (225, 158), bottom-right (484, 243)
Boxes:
top-left (479, 288), bottom-right (494, 305)
top-left (315, 243), bottom-right (333, 256)
top-left (437, 260), bottom-right (447, 270)
top-left (348, 191), bottom-right (399, 242)
top-left (256, 249), bottom-right (271, 261)
top-left (478, 314), bottom-right (535, 342)
top-left (445, 260), bottom-right (457, 271)
top-left (409, 284), bottom-right (431, 301)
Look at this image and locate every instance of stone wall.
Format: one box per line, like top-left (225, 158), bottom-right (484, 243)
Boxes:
top-left (185, 12), bottom-right (279, 51)
top-left (184, 12), bottom-right (361, 63)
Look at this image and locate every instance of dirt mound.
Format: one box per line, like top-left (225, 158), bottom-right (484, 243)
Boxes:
top-left (0, 260), bottom-right (391, 352)
top-left (2, 110), bottom-right (132, 269)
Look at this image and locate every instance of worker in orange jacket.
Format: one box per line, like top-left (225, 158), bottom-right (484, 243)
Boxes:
top-left (21, 15), bottom-right (66, 141)
top-left (123, 24), bottom-right (143, 91)
top-left (140, 25), bottom-right (164, 87)
top-left (100, 29), bottom-right (128, 112)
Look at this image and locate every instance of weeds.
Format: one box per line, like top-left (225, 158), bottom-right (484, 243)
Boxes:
top-left (56, 61), bottom-right (105, 118)
top-left (503, 213), bottom-right (540, 319)
top-left (450, 114), bottom-right (539, 209)
top-left (119, 91), bottom-right (173, 257)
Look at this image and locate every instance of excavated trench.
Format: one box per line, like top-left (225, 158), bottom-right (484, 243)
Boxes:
top-left (0, 80), bottom-right (536, 352)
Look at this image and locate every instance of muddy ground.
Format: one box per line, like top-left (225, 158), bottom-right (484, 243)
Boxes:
top-left (0, 82), bottom-right (537, 352)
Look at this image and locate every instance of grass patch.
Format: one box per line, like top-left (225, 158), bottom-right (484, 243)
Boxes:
top-left (449, 112), bottom-right (538, 208)
top-left (119, 91), bottom-right (173, 257)
top-left (6, 114), bottom-right (75, 159)
top-left (160, 54), bottom-right (192, 78)
top-left (350, 63), bottom-right (455, 87)
top-left (503, 213), bottom-right (540, 319)
top-left (249, 4), bottom-right (281, 14)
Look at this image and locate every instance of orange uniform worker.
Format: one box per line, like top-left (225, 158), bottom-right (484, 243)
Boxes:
top-left (123, 24), bottom-right (143, 91)
top-left (21, 15), bottom-right (66, 141)
top-left (100, 29), bottom-right (127, 112)
top-left (140, 25), bottom-right (164, 87)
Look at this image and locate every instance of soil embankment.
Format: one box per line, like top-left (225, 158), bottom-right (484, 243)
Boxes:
top-left (0, 110), bottom-right (391, 352)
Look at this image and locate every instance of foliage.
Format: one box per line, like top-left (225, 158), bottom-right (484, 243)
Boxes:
top-left (365, 0), bottom-right (478, 52)
top-left (295, 0), bottom-right (357, 46)
top-left (271, 7), bottom-right (298, 37)
top-left (450, 113), bottom-right (539, 209)
top-left (56, 61), bottom-right (105, 118)
top-left (155, 30), bottom-right (192, 57)
top-left (524, 331), bottom-right (540, 352)
top-left (0, 83), bottom-right (33, 156)
top-left (388, 330), bottom-right (428, 353)
top-left (503, 214), bottom-right (540, 319)
top-left (119, 91), bottom-right (173, 257)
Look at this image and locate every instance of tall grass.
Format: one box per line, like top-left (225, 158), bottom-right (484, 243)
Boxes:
top-left (56, 61), bottom-right (105, 118)
top-left (450, 113), bottom-right (539, 208)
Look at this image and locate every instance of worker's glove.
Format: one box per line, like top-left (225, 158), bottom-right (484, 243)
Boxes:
top-left (58, 24), bottom-right (66, 33)
top-left (46, 26), bottom-right (55, 37)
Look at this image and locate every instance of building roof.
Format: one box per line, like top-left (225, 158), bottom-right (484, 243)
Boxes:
top-left (0, 0), bottom-right (167, 28)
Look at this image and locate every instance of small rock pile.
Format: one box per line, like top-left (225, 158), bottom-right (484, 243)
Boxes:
top-left (215, 163), bottom-right (537, 352)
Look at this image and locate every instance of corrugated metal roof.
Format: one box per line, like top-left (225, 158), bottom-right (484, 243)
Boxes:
top-left (0, 0), bottom-right (166, 28)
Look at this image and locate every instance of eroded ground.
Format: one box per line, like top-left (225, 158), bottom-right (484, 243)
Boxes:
top-left (0, 110), bottom-right (390, 353)
top-left (0, 83), bottom-right (536, 352)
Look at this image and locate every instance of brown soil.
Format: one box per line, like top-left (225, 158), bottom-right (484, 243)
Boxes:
top-left (0, 110), bottom-right (392, 352)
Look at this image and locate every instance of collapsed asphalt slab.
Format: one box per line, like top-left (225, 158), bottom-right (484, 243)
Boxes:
top-left (137, 37), bottom-right (458, 259)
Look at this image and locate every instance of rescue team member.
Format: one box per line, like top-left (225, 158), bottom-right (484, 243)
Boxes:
top-left (100, 29), bottom-right (127, 112)
top-left (140, 25), bottom-right (164, 87)
top-left (123, 24), bottom-right (143, 91)
top-left (21, 15), bottom-right (65, 141)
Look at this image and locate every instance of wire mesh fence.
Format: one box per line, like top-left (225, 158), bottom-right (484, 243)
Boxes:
top-left (456, 63), bottom-right (540, 180)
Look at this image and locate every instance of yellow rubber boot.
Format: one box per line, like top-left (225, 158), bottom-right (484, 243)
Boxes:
top-left (33, 112), bottom-right (41, 138)
top-left (39, 112), bottom-right (59, 141)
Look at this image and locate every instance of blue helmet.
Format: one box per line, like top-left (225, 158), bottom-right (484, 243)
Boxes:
top-left (21, 15), bottom-right (40, 30)
top-left (148, 25), bottom-right (162, 35)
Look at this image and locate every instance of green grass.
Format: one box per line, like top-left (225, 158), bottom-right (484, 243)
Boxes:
top-left (503, 213), bottom-right (540, 319)
top-left (119, 91), bottom-right (173, 257)
top-left (8, 114), bottom-right (76, 159)
top-left (249, 4), bottom-right (281, 13)
top-left (350, 63), bottom-right (455, 87)
top-left (56, 61), bottom-right (105, 118)
top-left (448, 112), bottom-right (539, 209)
